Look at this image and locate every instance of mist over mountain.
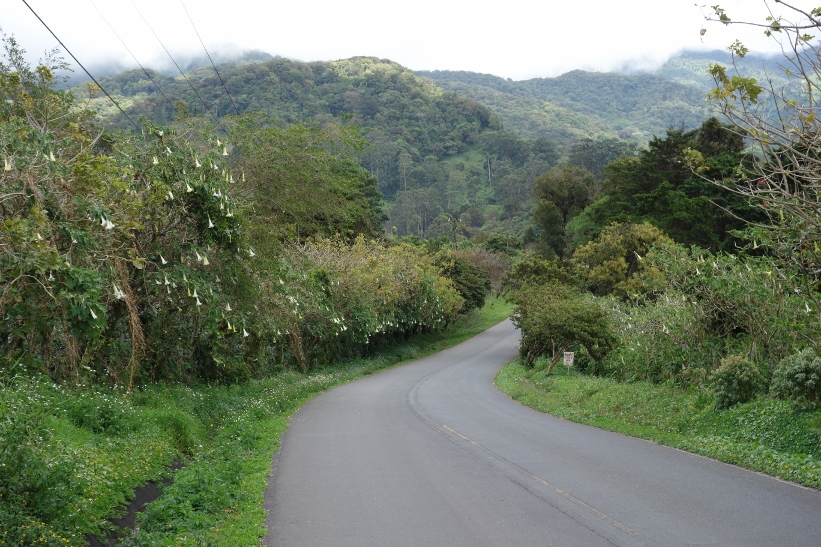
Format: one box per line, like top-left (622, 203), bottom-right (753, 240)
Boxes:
top-left (58, 48), bottom-right (276, 89)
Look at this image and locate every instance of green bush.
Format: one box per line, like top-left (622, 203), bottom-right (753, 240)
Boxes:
top-left (770, 348), bottom-right (821, 410)
top-left (711, 355), bottom-right (767, 410)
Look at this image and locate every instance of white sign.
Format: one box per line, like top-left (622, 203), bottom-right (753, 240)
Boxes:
top-left (563, 352), bottom-right (574, 367)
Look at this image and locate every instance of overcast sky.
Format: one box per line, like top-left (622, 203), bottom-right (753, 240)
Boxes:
top-left (2, 0), bottom-right (801, 81)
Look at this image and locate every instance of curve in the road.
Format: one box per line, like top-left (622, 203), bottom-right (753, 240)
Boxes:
top-left (264, 320), bottom-right (821, 547)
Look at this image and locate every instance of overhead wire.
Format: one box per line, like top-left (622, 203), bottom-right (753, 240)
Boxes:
top-left (180, 0), bottom-right (240, 116)
top-left (20, 0), bottom-right (142, 132)
top-left (88, 0), bottom-right (177, 113)
top-left (130, 0), bottom-right (217, 121)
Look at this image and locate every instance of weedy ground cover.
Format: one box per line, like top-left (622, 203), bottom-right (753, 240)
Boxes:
top-left (496, 360), bottom-right (821, 490)
top-left (1, 297), bottom-right (512, 546)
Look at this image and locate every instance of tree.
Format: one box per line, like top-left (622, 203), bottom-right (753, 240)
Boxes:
top-left (568, 138), bottom-right (637, 179)
top-left (511, 282), bottom-right (616, 373)
top-left (532, 164), bottom-right (597, 257)
top-left (571, 222), bottom-right (671, 298)
top-left (568, 118), bottom-right (756, 251)
top-left (434, 252), bottom-right (491, 314)
top-left (699, 4), bottom-right (821, 304)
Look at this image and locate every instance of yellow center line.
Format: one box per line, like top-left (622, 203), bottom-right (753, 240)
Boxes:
top-left (442, 424), bottom-right (645, 539)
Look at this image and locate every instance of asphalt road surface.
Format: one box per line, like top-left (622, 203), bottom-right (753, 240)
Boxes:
top-left (264, 320), bottom-right (821, 546)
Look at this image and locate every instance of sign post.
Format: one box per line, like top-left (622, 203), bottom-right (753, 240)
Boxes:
top-left (564, 351), bottom-right (574, 374)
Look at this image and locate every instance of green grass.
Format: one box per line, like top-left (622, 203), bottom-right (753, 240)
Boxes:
top-left (0, 297), bottom-right (513, 547)
top-left (496, 360), bottom-right (821, 490)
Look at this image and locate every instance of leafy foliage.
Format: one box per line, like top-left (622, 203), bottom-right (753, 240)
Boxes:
top-left (771, 349), bottom-right (821, 410)
top-left (571, 222), bottom-right (671, 299)
top-left (511, 282), bottom-right (616, 372)
top-left (568, 118), bottom-right (760, 252)
top-left (532, 164), bottom-right (597, 258)
top-left (434, 251), bottom-right (491, 314)
top-left (711, 354), bottom-right (767, 410)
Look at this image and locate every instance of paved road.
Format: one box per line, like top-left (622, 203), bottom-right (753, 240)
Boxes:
top-left (264, 320), bottom-right (821, 546)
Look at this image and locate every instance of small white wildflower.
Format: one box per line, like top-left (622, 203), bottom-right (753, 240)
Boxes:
top-left (225, 303), bottom-right (232, 312)
top-left (208, 217), bottom-right (214, 228)
top-left (243, 328), bottom-right (249, 338)
top-left (186, 182), bottom-right (193, 192)
top-left (113, 285), bottom-right (126, 300)
top-left (104, 219), bottom-right (115, 230)
top-left (153, 156), bottom-right (159, 165)
top-left (248, 248), bottom-right (255, 257)
top-left (160, 254), bottom-right (168, 265)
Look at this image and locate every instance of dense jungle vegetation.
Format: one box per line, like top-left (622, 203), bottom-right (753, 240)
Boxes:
top-left (4, 3), bottom-right (821, 543)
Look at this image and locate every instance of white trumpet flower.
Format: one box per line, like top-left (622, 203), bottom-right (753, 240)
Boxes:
top-left (196, 251), bottom-right (202, 263)
top-left (243, 328), bottom-right (249, 338)
top-left (47, 271), bottom-right (54, 281)
top-left (153, 156), bottom-right (159, 165)
top-left (160, 254), bottom-right (168, 265)
top-left (186, 182), bottom-right (193, 192)
top-left (249, 248), bottom-right (255, 257)
top-left (202, 255), bottom-right (209, 266)
top-left (166, 191), bottom-right (174, 200)
top-left (166, 146), bottom-right (172, 155)
top-left (225, 303), bottom-right (232, 312)
top-left (104, 219), bottom-right (115, 230)
top-left (195, 158), bottom-right (201, 168)
top-left (195, 296), bottom-right (202, 306)
top-left (208, 217), bottom-right (214, 228)
top-left (113, 285), bottom-right (126, 300)
top-left (49, 151), bottom-right (55, 162)
top-left (3, 157), bottom-right (11, 171)
top-left (90, 308), bottom-right (97, 320)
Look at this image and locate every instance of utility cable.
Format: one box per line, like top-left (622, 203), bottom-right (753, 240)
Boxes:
top-left (180, 0), bottom-right (240, 115)
top-left (88, 0), bottom-right (176, 112)
top-left (20, 0), bottom-right (141, 132)
top-left (130, 0), bottom-right (216, 120)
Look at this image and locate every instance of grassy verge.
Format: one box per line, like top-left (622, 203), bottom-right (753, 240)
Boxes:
top-left (0, 297), bottom-right (513, 547)
top-left (496, 360), bottom-right (821, 490)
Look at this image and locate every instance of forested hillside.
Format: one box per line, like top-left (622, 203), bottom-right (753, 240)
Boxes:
top-left (652, 49), bottom-right (788, 92)
top-left (84, 50), bottom-right (788, 244)
top-left (415, 68), bottom-right (711, 142)
top-left (83, 56), bottom-right (566, 239)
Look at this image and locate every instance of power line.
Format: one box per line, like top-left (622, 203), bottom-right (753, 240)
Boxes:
top-left (20, 0), bottom-right (141, 132)
top-left (88, 0), bottom-right (177, 113)
top-left (180, 0), bottom-right (240, 116)
top-left (130, 0), bottom-right (216, 120)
